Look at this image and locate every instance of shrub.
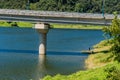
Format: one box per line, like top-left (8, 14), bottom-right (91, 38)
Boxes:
top-left (105, 66), bottom-right (120, 80)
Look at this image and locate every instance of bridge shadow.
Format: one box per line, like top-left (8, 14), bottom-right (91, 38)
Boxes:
top-left (48, 51), bottom-right (88, 56)
top-left (0, 49), bottom-right (38, 54)
top-left (0, 49), bottom-right (88, 56)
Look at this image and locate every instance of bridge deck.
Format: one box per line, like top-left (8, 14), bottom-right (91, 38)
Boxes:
top-left (0, 9), bottom-right (119, 25)
top-left (0, 9), bottom-right (119, 19)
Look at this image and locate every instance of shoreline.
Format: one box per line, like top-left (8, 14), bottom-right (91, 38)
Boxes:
top-left (51, 23), bottom-right (104, 30)
top-left (43, 40), bottom-right (119, 80)
top-left (0, 21), bottom-right (104, 30)
top-left (85, 40), bottom-right (113, 69)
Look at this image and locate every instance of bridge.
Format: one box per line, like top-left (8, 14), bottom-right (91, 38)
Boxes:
top-left (0, 9), bottom-right (119, 55)
top-left (0, 9), bottom-right (120, 25)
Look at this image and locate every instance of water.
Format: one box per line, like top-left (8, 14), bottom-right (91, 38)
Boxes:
top-left (0, 27), bottom-right (104, 80)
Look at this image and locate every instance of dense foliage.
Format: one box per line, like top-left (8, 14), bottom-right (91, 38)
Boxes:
top-left (103, 12), bottom-right (120, 61)
top-left (0, 0), bottom-right (120, 13)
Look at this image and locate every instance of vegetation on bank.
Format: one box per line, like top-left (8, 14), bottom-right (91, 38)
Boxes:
top-left (0, 21), bottom-right (33, 28)
top-left (51, 24), bottom-right (103, 30)
top-left (0, 21), bottom-right (103, 30)
top-left (42, 13), bottom-right (120, 80)
top-left (43, 40), bottom-right (120, 80)
top-left (0, 0), bottom-right (120, 14)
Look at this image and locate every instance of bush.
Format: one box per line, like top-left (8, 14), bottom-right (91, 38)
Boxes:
top-left (103, 13), bottom-right (120, 62)
top-left (105, 66), bottom-right (120, 80)
top-left (11, 22), bottom-right (18, 27)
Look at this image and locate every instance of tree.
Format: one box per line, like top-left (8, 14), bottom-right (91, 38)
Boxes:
top-left (0, 0), bottom-right (120, 13)
top-left (103, 12), bottom-right (120, 61)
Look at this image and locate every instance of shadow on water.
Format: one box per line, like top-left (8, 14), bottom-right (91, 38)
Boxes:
top-left (0, 49), bottom-right (38, 54)
top-left (0, 28), bottom-right (103, 80)
top-left (0, 49), bottom-right (88, 56)
top-left (0, 49), bottom-right (88, 80)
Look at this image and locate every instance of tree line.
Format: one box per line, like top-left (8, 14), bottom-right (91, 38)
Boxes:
top-left (0, 0), bottom-right (120, 14)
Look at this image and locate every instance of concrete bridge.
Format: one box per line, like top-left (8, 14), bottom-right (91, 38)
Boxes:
top-left (0, 9), bottom-right (119, 25)
top-left (0, 9), bottom-right (119, 55)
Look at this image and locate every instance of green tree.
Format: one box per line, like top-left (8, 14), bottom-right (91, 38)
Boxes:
top-left (103, 12), bottom-right (120, 61)
top-left (0, 0), bottom-right (120, 13)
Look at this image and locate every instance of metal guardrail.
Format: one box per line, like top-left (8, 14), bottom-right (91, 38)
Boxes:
top-left (0, 9), bottom-right (119, 19)
top-left (0, 9), bottom-right (119, 25)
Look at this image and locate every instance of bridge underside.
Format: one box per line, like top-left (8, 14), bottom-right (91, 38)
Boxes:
top-left (0, 14), bottom-right (111, 26)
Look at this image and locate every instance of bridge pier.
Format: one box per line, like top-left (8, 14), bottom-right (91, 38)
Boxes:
top-left (35, 23), bottom-right (50, 55)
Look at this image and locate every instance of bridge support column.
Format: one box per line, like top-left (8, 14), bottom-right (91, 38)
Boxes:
top-left (35, 23), bottom-right (50, 55)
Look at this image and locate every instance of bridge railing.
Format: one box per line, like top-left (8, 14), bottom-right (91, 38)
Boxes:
top-left (0, 9), bottom-right (119, 19)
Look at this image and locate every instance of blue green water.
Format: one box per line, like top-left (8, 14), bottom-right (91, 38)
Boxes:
top-left (0, 27), bottom-right (104, 80)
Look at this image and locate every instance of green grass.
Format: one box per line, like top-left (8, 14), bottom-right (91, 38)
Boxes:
top-left (0, 21), bottom-right (33, 28)
top-left (51, 24), bottom-right (104, 30)
top-left (43, 62), bottom-right (120, 80)
top-left (0, 21), bottom-right (104, 29)
top-left (17, 22), bottom-right (33, 27)
top-left (93, 39), bottom-right (114, 48)
top-left (0, 21), bottom-right (12, 27)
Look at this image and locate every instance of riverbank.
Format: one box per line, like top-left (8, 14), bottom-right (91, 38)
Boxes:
top-left (81, 40), bottom-right (112, 54)
top-left (51, 24), bottom-right (103, 30)
top-left (0, 21), bottom-right (104, 30)
top-left (43, 40), bottom-right (120, 80)
top-left (85, 40), bottom-right (114, 69)
top-left (0, 21), bottom-right (33, 28)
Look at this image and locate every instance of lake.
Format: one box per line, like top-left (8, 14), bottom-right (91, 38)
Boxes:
top-left (0, 27), bottom-right (104, 80)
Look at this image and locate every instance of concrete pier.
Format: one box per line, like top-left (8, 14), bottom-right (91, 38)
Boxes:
top-left (35, 23), bottom-right (50, 55)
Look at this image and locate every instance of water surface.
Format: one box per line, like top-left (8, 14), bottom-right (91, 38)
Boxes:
top-left (0, 27), bottom-right (104, 80)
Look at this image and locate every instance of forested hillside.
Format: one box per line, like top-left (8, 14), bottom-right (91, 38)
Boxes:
top-left (0, 0), bottom-right (120, 13)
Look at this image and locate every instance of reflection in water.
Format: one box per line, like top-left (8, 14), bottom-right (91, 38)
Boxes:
top-left (0, 53), bottom-right (47, 80)
top-left (0, 53), bottom-right (34, 80)
top-left (35, 55), bottom-right (47, 80)
top-left (32, 52), bottom-right (88, 80)
top-left (0, 27), bottom-right (104, 80)
top-left (0, 51), bottom-right (88, 80)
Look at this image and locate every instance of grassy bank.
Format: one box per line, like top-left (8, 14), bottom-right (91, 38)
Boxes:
top-left (43, 62), bottom-right (120, 80)
top-left (0, 21), bottom-right (104, 29)
top-left (0, 21), bottom-right (33, 28)
top-left (85, 40), bottom-right (114, 69)
top-left (42, 40), bottom-right (120, 80)
top-left (51, 24), bottom-right (104, 30)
